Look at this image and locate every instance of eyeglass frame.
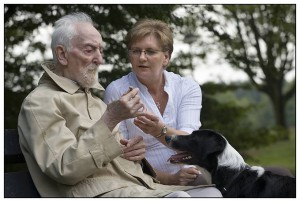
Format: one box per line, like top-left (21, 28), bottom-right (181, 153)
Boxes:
top-left (128, 48), bottom-right (169, 57)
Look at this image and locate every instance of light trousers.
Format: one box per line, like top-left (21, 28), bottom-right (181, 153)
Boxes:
top-left (165, 187), bottom-right (222, 197)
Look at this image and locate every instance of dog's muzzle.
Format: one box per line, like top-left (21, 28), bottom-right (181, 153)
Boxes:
top-left (168, 152), bottom-right (193, 164)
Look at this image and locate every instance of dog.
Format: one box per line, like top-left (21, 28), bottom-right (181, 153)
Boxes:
top-left (165, 129), bottom-right (296, 198)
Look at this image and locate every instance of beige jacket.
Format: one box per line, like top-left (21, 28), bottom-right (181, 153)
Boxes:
top-left (18, 62), bottom-right (206, 197)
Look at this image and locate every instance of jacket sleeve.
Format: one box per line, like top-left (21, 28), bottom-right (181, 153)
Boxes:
top-left (18, 92), bottom-right (123, 185)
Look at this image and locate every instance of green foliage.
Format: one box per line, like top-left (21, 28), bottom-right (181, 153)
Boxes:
top-left (200, 82), bottom-right (292, 150)
top-left (244, 128), bottom-right (295, 175)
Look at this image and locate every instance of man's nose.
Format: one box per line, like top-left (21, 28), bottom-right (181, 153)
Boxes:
top-left (93, 49), bottom-right (104, 65)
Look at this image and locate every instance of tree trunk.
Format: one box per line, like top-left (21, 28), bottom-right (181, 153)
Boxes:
top-left (266, 87), bottom-right (287, 128)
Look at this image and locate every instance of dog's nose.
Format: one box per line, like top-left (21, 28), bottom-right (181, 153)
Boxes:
top-left (165, 135), bottom-right (171, 143)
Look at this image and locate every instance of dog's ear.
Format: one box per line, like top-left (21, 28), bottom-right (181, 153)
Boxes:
top-left (192, 129), bottom-right (227, 160)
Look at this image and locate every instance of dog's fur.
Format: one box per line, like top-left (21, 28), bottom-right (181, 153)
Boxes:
top-left (165, 129), bottom-right (296, 198)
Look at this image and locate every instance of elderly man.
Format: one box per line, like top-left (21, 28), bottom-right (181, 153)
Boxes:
top-left (18, 12), bottom-right (222, 197)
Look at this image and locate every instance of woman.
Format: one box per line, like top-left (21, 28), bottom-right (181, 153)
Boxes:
top-left (104, 19), bottom-right (207, 185)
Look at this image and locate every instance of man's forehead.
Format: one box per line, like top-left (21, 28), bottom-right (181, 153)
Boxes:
top-left (73, 28), bottom-right (104, 48)
top-left (72, 35), bottom-right (103, 47)
top-left (75, 23), bottom-right (102, 38)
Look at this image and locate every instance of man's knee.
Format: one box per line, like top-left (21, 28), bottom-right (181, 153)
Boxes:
top-left (164, 191), bottom-right (191, 197)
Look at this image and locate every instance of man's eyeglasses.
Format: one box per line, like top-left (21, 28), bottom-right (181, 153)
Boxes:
top-left (128, 49), bottom-right (167, 57)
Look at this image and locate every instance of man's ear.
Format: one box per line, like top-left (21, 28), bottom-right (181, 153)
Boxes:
top-left (55, 45), bottom-right (68, 66)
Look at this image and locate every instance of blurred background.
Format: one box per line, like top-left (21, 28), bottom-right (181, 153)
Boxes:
top-left (4, 4), bottom-right (295, 174)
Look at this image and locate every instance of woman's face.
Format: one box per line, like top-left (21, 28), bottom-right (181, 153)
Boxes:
top-left (129, 35), bottom-right (170, 83)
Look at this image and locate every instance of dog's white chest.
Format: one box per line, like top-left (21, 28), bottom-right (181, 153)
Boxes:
top-left (250, 166), bottom-right (265, 177)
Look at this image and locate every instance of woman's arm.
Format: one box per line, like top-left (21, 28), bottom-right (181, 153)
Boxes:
top-left (133, 113), bottom-right (188, 146)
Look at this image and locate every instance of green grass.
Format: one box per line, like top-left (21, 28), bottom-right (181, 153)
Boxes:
top-left (243, 131), bottom-right (296, 175)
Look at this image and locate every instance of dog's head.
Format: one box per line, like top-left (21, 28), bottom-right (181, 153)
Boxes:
top-left (166, 129), bottom-right (245, 172)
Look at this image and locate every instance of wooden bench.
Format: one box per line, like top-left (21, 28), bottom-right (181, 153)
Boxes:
top-left (4, 129), bottom-right (40, 197)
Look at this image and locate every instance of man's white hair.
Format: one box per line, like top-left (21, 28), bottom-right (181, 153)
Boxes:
top-left (51, 12), bottom-right (94, 63)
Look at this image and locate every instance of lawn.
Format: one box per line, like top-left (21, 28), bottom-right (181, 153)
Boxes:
top-left (243, 130), bottom-right (296, 175)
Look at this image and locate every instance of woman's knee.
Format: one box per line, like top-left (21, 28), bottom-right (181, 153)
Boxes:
top-left (186, 187), bottom-right (222, 197)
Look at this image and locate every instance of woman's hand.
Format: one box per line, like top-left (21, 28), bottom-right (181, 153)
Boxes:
top-left (172, 166), bottom-right (200, 186)
top-left (133, 112), bottom-right (163, 137)
top-left (155, 166), bottom-right (201, 185)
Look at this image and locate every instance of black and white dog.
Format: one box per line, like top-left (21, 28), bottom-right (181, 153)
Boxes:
top-left (165, 129), bottom-right (296, 198)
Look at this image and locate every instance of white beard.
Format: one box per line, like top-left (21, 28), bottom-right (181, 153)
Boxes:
top-left (77, 64), bottom-right (99, 88)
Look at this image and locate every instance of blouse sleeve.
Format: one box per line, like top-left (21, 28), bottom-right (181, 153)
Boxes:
top-left (103, 82), bottom-right (121, 104)
top-left (177, 79), bottom-right (202, 133)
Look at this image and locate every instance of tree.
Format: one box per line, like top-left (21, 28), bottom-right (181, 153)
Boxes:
top-left (185, 5), bottom-right (295, 128)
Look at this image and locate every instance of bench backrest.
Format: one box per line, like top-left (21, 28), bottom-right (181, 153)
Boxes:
top-left (4, 129), bottom-right (40, 197)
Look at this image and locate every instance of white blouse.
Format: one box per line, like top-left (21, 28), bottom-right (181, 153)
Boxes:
top-left (104, 71), bottom-right (202, 174)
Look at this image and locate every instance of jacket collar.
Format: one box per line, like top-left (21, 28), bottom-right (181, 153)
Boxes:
top-left (40, 61), bottom-right (105, 94)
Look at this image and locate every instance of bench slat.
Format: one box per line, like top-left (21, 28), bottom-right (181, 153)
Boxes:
top-left (4, 171), bottom-right (40, 197)
top-left (4, 129), bottom-right (26, 164)
top-left (4, 129), bottom-right (40, 197)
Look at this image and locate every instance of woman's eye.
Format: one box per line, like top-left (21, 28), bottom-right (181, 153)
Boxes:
top-left (146, 50), bottom-right (156, 55)
top-left (132, 49), bottom-right (141, 54)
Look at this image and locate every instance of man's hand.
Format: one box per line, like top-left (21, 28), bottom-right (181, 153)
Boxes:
top-left (101, 87), bottom-right (146, 131)
top-left (108, 87), bottom-right (145, 120)
top-left (120, 136), bottom-right (146, 161)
